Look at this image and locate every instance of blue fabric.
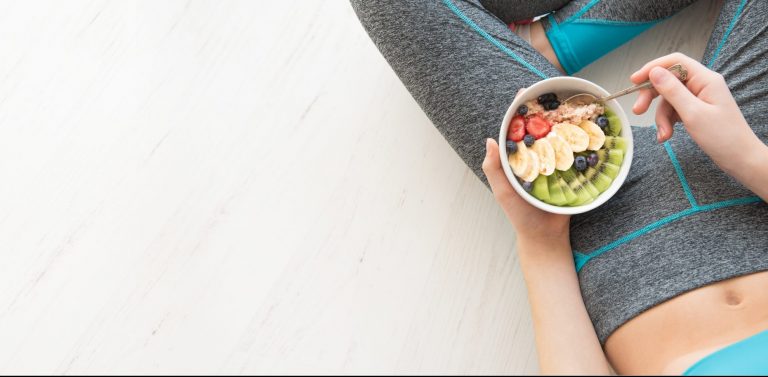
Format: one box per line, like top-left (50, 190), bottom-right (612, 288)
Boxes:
top-left (683, 329), bottom-right (768, 375)
top-left (545, 15), bottom-right (658, 74)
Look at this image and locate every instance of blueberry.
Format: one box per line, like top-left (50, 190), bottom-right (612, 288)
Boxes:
top-left (537, 93), bottom-right (557, 104)
top-left (574, 156), bottom-right (587, 172)
top-left (587, 152), bottom-right (599, 167)
top-left (522, 181), bottom-right (533, 192)
top-left (523, 134), bottom-right (535, 147)
top-left (596, 115), bottom-right (609, 129)
top-left (506, 141), bottom-right (518, 154)
top-left (517, 105), bottom-right (528, 116)
top-left (544, 100), bottom-right (560, 110)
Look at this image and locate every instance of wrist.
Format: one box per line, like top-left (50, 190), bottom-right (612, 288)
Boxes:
top-left (514, 217), bottom-right (570, 245)
top-left (743, 140), bottom-right (768, 174)
top-left (714, 117), bottom-right (764, 175)
top-left (517, 233), bottom-right (572, 259)
top-left (725, 137), bottom-right (767, 180)
top-left (517, 234), bottom-right (574, 275)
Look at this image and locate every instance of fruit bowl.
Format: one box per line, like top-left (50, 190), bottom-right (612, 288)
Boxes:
top-left (498, 77), bottom-right (633, 215)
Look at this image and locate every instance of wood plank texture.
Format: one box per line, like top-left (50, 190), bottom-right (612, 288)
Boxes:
top-left (0, 0), bottom-right (721, 374)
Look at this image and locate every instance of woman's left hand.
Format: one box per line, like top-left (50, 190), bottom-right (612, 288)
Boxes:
top-left (482, 137), bottom-right (570, 245)
top-left (484, 133), bottom-right (610, 376)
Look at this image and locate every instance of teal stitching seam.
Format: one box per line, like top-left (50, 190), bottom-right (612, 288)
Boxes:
top-left (707, 0), bottom-right (748, 68)
top-left (442, 0), bottom-right (758, 272)
top-left (574, 123), bottom-right (762, 270)
top-left (442, 0), bottom-right (548, 79)
top-left (663, 141), bottom-right (698, 207)
top-left (574, 196), bottom-right (763, 271)
top-left (563, 0), bottom-right (602, 24)
top-left (580, 0), bottom-right (758, 270)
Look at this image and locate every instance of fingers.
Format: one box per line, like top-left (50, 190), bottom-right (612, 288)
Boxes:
top-left (482, 139), bottom-right (520, 203)
top-left (630, 52), bottom-right (715, 96)
top-left (648, 66), bottom-right (700, 117)
top-left (632, 88), bottom-right (658, 115)
top-left (483, 88), bottom-right (528, 203)
top-left (631, 52), bottom-right (701, 84)
top-left (655, 98), bottom-right (679, 143)
top-left (630, 53), bottom-right (699, 115)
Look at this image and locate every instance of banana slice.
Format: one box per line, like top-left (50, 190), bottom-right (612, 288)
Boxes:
top-left (531, 138), bottom-right (555, 176)
top-left (552, 122), bottom-right (590, 153)
top-left (521, 150), bottom-right (541, 183)
top-left (578, 120), bottom-right (606, 150)
top-left (508, 141), bottom-right (532, 179)
top-left (546, 133), bottom-right (575, 171)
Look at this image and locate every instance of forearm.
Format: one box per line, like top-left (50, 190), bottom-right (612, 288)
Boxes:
top-left (517, 236), bottom-right (611, 375)
top-left (724, 138), bottom-right (768, 202)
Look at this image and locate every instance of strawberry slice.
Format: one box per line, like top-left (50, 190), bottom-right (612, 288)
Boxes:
top-left (526, 114), bottom-right (551, 139)
top-left (508, 115), bottom-right (526, 141)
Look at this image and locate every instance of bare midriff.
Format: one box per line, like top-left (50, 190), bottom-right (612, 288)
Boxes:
top-left (604, 270), bottom-right (768, 375)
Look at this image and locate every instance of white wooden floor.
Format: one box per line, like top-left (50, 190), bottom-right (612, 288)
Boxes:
top-left (0, 0), bottom-right (721, 374)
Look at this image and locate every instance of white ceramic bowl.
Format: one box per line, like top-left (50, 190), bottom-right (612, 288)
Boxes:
top-left (498, 77), bottom-right (633, 215)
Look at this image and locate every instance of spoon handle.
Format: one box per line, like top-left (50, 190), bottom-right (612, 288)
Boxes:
top-left (601, 64), bottom-right (688, 102)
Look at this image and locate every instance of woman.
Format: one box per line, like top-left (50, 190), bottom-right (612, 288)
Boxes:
top-left (351, 0), bottom-right (768, 374)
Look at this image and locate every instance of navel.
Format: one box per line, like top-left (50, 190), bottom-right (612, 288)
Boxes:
top-left (724, 290), bottom-right (743, 306)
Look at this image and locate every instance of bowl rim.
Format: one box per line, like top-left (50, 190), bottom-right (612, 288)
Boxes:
top-left (498, 76), bottom-right (634, 215)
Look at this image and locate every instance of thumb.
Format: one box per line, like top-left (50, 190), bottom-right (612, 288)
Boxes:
top-left (649, 66), bottom-right (700, 116)
top-left (482, 138), bottom-right (516, 199)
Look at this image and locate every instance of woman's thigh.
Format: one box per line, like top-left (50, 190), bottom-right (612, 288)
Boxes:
top-left (478, 0), bottom-right (569, 23)
top-left (672, 0), bottom-right (768, 205)
top-left (350, 0), bottom-right (561, 184)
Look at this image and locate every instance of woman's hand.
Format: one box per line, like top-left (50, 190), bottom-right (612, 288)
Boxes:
top-left (630, 52), bottom-right (767, 179)
top-left (482, 137), bottom-right (570, 245)
top-left (484, 118), bottom-right (609, 375)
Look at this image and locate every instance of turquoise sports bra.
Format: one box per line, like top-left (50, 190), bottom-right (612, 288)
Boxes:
top-left (683, 329), bottom-right (768, 376)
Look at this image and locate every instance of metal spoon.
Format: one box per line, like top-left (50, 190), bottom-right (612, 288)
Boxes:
top-left (565, 64), bottom-right (688, 105)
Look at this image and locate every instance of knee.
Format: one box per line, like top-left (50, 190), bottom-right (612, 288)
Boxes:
top-left (349, 0), bottom-right (399, 34)
top-left (349, 0), bottom-right (375, 27)
top-left (349, 0), bottom-right (378, 18)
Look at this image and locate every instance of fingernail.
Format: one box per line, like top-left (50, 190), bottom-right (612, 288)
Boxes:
top-left (649, 67), bottom-right (669, 84)
top-left (656, 130), bottom-right (661, 142)
top-left (486, 138), bottom-right (493, 154)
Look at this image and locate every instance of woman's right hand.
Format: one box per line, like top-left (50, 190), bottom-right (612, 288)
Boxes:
top-left (629, 52), bottom-right (766, 179)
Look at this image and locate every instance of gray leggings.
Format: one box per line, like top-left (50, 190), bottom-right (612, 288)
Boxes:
top-left (351, 0), bottom-right (768, 344)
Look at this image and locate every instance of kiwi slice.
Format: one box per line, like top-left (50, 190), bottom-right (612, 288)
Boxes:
top-left (560, 168), bottom-right (576, 182)
top-left (594, 160), bottom-right (621, 179)
top-left (597, 149), bottom-right (624, 166)
top-left (603, 108), bottom-right (622, 137)
top-left (531, 175), bottom-right (550, 202)
top-left (584, 167), bottom-right (613, 193)
top-left (558, 176), bottom-right (579, 205)
top-left (603, 136), bottom-right (627, 151)
top-left (576, 172), bottom-right (600, 198)
top-left (561, 169), bottom-right (595, 206)
top-left (547, 174), bottom-right (568, 206)
top-left (571, 183), bottom-right (593, 206)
